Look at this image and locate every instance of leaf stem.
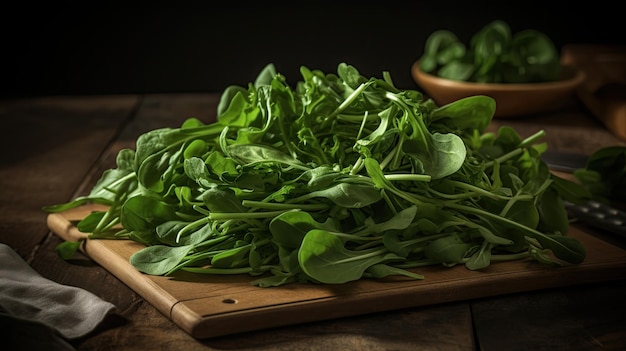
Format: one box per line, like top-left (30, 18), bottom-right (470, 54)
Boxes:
top-left (242, 200), bottom-right (329, 211)
top-left (209, 210), bottom-right (289, 220)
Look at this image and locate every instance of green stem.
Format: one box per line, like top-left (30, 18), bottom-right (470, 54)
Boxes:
top-left (242, 200), bottom-right (328, 211)
top-left (331, 82), bottom-right (372, 117)
top-left (209, 210), bottom-right (289, 221)
top-left (182, 265), bottom-right (277, 275)
top-left (334, 247), bottom-right (388, 264)
top-left (443, 201), bottom-right (543, 239)
top-left (484, 148), bottom-right (523, 169)
top-left (518, 130), bottom-right (546, 148)
top-left (443, 179), bottom-right (533, 201)
top-left (385, 174), bottom-right (432, 182)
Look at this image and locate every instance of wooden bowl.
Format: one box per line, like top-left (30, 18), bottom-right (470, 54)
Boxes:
top-left (411, 61), bottom-right (585, 118)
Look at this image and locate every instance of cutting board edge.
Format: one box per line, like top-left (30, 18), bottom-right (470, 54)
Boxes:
top-left (84, 239), bottom-right (180, 314)
top-left (178, 259), bottom-right (626, 338)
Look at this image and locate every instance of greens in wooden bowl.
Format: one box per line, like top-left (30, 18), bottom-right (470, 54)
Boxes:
top-left (419, 20), bottom-right (561, 83)
top-left (413, 20), bottom-right (584, 117)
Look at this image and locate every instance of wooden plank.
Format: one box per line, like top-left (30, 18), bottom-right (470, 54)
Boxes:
top-left (29, 93), bottom-right (221, 309)
top-left (472, 278), bottom-right (626, 350)
top-left (47, 204), bottom-right (626, 339)
top-left (0, 95), bottom-right (139, 259)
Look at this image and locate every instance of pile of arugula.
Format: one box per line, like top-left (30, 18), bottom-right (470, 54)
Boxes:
top-left (44, 63), bottom-right (587, 287)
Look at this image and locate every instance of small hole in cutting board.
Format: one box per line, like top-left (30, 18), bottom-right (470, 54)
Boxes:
top-left (222, 298), bottom-right (237, 304)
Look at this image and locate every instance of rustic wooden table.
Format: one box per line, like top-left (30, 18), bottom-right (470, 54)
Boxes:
top-left (2, 92), bottom-right (626, 351)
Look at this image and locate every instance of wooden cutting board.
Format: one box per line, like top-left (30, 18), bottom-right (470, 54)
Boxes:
top-left (47, 204), bottom-right (626, 339)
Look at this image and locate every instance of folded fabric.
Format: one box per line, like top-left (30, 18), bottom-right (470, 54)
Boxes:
top-left (0, 243), bottom-right (117, 340)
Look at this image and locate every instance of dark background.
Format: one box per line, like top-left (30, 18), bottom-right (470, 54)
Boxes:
top-left (2, 2), bottom-right (624, 98)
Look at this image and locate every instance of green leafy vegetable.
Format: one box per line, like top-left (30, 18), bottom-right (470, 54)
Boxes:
top-left (44, 62), bottom-right (586, 287)
top-left (573, 146), bottom-right (626, 204)
top-left (419, 20), bottom-right (561, 83)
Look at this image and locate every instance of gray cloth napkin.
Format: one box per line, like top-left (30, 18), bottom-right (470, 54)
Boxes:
top-left (0, 243), bottom-right (117, 340)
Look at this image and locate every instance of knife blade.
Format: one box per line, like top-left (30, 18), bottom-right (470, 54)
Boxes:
top-left (541, 150), bottom-right (588, 173)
